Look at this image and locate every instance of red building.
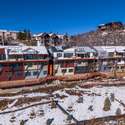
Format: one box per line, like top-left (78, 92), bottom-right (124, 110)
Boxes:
top-left (0, 46), bottom-right (49, 82)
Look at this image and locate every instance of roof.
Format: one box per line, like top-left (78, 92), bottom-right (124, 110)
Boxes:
top-left (0, 45), bottom-right (48, 55)
top-left (48, 46), bottom-right (63, 53)
top-left (64, 46), bottom-right (97, 53)
top-left (25, 46), bottom-right (48, 55)
top-left (64, 47), bottom-right (75, 53)
top-left (94, 46), bottom-right (125, 53)
top-left (76, 46), bottom-right (97, 53)
top-left (33, 33), bottom-right (64, 39)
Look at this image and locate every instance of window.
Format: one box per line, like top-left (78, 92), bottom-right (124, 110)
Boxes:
top-left (33, 71), bottom-right (38, 76)
top-left (43, 71), bottom-right (47, 75)
top-left (8, 72), bottom-right (13, 80)
top-left (77, 54), bottom-right (85, 58)
top-left (43, 56), bottom-right (47, 59)
top-left (27, 63), bottom-right (33, 67)
top-left (69, 69), bottom-right (73, 73)
top-left (0, 64), bottom-right (3, 68)
top-left (10, 63), bottom-right (20, 70)
top-left (57, 53), bottom-right (62, 57)
top-left (15, 71), bottom-right (23, 76)
top-left (61, 62), bottom-right (74, 68)
top-left (9, 55), bottom-right (16, 59)
top-left (62, 69), bottom-right (67, 73)
top-left (64, 53), bottom-right (73, 58)
top-left (55, 70), bottom-right (58, 74)
top-left (75, 66), bottom-right (88, 73)
top-left (24, 55), bottom-right (33, 60)
top-left (25, 71), bottom-right (31, 77)
top-left (109, 52), bottom-right (114, 57)
top-left (0, 54), bottom-right (5, 60)
top-left (121, 66), bottom-right (124, 69)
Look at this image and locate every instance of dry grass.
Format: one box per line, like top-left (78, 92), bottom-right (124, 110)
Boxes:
top-left (0, 99), bottom-right (14, 111)
top-left (0, 81), bottom-right (77, 97)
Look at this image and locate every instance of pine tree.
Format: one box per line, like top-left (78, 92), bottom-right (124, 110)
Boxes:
top-left (103, 97), bottom-right (111, 111)
top-left (17, 31), bottom-right (27, 40)
top-left (17, 30), bottom-right (31, 41)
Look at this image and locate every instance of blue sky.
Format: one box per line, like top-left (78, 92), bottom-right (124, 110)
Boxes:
top-left (0, 0), bottom-right (125, 34)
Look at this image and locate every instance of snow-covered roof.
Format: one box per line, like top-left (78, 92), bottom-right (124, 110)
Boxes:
top-left (99, 24), bottom-right (105, 26)
top-left (76, 46), bottom-right (97, 53)
top-left (48, 46), bottom-right (63, 54)
top-left (29, 46), bottom-right (48, 55)
top-left (0, 29), bottom-right (18, 33)
top-left (64, 46), bottom-right (97, 54)
top-left (0, 45), bottom-right (48, 55)
top-left (94, 46), bottom-right (125, 53)
top-left (64, 48), bottom-right (75, 53)
top-left (33, 33), bottom-right (43, 37)
top-left (33, 33), bottom-right (64, 39)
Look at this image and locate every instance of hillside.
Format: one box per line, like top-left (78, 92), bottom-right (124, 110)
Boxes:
top-left (71, 22), bottom-right (125, 46)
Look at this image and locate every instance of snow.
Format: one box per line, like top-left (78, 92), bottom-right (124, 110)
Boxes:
top-left (0, 92), bottom-right (48, 100)
top-left (117, 60), bottom-right (125, 65)
top-left (0, 104), bottom-right (68, 125)
top-left (59, 86), bottom-right (125, 121)
top-left (64, 46), bottom-right (96, 54)
top-left (94, 46), bottom-right (125, 53)
top-left (0, 86), bottom-right (125, 125)
top-left (33, 33), bottom-right (64, 39)
top-left (7, 99), bottom-right (18, 108)
top-left (0, 45), bottom-right (48, 55)
top-left (102, 32), bottom-right (108, 36)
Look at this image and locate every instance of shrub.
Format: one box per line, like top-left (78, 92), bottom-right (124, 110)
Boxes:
top-left (20, 120), bottom-right (25, 125)
top-left (29, 110), bottom-right (36, 119)
top-left (46, 118), bottom-right (54, 125)
top-left (88, 105), bottom-right (93, 111)
top-left (77, 96), bottom-right (83, 103)
top-left (116, 108), bottom-right (121, 115)
top-left (51, 100), bottom-right (56, 109)
top-left (110, 93), bottom-right (115, 102)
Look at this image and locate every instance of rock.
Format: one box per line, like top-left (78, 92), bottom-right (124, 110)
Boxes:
top-left (77, 96), bottom-right (83, 103)
top-left (46, 118), bottom-right (54, 125)
top-left (116, 108), bottom-right (121, 115)
top-left (66, 115), bottom-right (72, 123)
top-left (20, 120), bottom-right (28, 125)
top-left (88, 105), bottom-right (93, 111)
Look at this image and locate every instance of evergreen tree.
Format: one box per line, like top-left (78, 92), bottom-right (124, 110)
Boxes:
top-left (17, 30), bottom-right (31, 41)
top-left (103, 97), bottom-right (111, 111)
top-left (17, 31), bottom-right (26, 40)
